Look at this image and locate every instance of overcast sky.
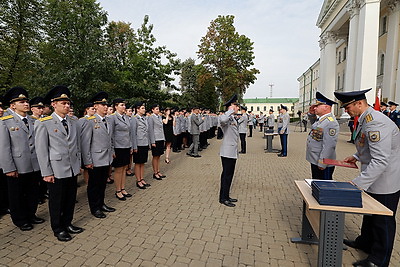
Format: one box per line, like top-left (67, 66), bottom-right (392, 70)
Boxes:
top-left (97, 0), bottom-right (323, 99)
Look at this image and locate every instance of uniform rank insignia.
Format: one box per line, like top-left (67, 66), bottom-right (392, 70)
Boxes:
top-left (87, 116), bottom-right (95, 120)
top-left (358, 133), bottom-right (366, 147)
top-left (311, 128), bottom-right (323, 141)
top-left (365, 114), bottom-right (373, 123)
top-left (329, 128), bottom-right (336, 136)
top-left (327, 117), bottom-right (334, 121)
top-left (0, 115), bottom-right (13, 121)
top-left (39, 116), bottom-right (53, 122)
top-left (368, 131), bottom-right (380, 142)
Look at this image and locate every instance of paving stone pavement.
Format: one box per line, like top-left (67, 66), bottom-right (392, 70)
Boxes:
top-left (0, 124), bottom-right (399, 267)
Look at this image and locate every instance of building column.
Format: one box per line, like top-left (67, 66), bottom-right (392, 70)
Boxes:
top-left (345, 0), bottom-right (360, 92)
top-left (323, 31), bottom-right (337, 102)
top-left (354, 0), bottom-right (381, 103)
top-left (319, 37), bottom-right (326, 96)
top-left (383, 0), bottom-right (400, 102)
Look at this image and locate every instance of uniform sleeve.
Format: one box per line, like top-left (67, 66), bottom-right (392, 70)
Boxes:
top-left (80, 119), bottom-right (93, 166)
top-left (34, 120), bottom-right (53, 177)
top-left (0, 120), bottom-right (17, 173)
top-left (131, 118), bottom-right (138, 150)
top-left (318, 121), bottom-right (339, 168)
top-left (148, 116), bottom-right (155, 145)
top-left (219, 110), bottom-right (234, 126)
top-left (352, 121), bottom-right (392, 190)
top-left (281, 115), bottom-right (289, 132)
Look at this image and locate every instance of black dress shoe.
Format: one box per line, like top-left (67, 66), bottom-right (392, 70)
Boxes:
top-left (92, 210), bottom-right (106, 218)
top-left (121, 190), bottom-right (132, 197)
top-left (157, 173), bottom-right (166, 178)
top-left (239, 152), bottom-right (246, 154)
top-left (192, 154), bottom-right (202, 158)
top-left (115, 191), bottom-right (126, 201)
top-left (352, 259), bottom-right (378, 267)
top-left (344, 239), bottom-right (370, 253)
top-left (66, 225), bottom-right (84, 234)
top-left (186, 152), bottom-right (192, 156)
top-left (101, 205), bottom-right (116, 212)
top-left (19, 223), bottom-right (33, 231)
top-left (55, 231), bottom-right (72, 242)
top-left (219, 200), bottom-right (236, 207)
top-left (228, 198), bottom-right (238, 202)
top-left (277, 154), bottom-right (287, 157)
top-left (30, 216), bottom-right (45, 224)
top-left (152, 174), bottom-right (162, 180)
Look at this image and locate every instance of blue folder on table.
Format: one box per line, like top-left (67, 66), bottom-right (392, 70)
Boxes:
top-left (311, 181), bottom-right (363, 208)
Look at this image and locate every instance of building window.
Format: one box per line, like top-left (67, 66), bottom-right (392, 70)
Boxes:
top-left (342, 71), bottom-right (345, 89)
top-left (343, 47), bottom-right (347, 61)
top-left (257, 106), bottom-right (260, 112)
top-left (263, 106), bottom-right (266, 111)
top-left (337, 75), bottom-right (341, 90)
top-left (380, 54), bottom-right (385, 75)
top-left (250, 106), bottom-right (253, 111)
top-left (338, 51), bottom-right (341, 64)
top-left (381, 16), bottom-right (387, 35)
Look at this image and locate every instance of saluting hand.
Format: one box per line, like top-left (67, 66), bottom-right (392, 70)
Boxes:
top-left (43, 175), bottom-right (55, 183)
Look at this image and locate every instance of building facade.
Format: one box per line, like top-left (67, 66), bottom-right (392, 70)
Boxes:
top-left (243, 98), bottom-right (299, 117)
top-left (297, 60), bottom-right (320, 113)
top-left (299, 0), bottom-right (400, 115)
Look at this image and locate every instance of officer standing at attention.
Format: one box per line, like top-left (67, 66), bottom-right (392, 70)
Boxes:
top-left (0, 87), bottom-right (45, 231)
top-left (219, 94), bottom-right (240, 207)
top-left (380, 102), bottom-right (389, 116)
top-left (277, 104), bottom-right (290, 157)
top-left (35, 86), bottom-right (84, 242)
top-left (306, 92), bottom-right (339, 180)
top-left (29, 97), bottom-right (45, 120)
top-left (238, 106), bottom-right (248, 154)
top-left (387, 101), bottom-right (400, 128)
top-left (267, 109), bottom-right (275, 131)
top-left (81, 92), bottom-right (116, 219)
top-left (247, 111), bottom-right (254, 137)
top-left (187, 107), bottom-right (204, 157)
top-left (335, 89), bottom-right (400, 267)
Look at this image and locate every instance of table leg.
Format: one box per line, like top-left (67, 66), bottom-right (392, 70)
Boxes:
top-left (318, 211), bottom-right (344, 267)
top-left (290, 201), bottom-right (318, 245)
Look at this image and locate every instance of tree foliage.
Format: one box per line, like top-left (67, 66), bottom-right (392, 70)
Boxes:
top-left (198, 15), bottom-right (259, 103)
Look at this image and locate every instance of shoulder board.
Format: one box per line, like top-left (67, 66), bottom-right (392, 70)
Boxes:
top-left (365, 114), bottom-right (373, 123)
top-left (39, 116), bottom-right (53, 122)
top-left (319, 117), bottom-right (327, 122)
top-left (110, 113), bottom-right (116, 116)
top-left (327, 116), bottom-right (334, 121)
top-left (0, 115), bottom-right (13, 121)
top-left (87, 116), bottom-right (96, 120)
top-left (30, 115), bottom-right (38, 120)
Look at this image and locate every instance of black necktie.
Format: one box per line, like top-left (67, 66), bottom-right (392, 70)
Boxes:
top-left (102, 118), bottom-right (108, 129)
top-left (22, 118), bottom-right (29, 130)
top-left (122, 115), bottom-right (125, 121)
top-left (61, 119), bottom-right (69, 135)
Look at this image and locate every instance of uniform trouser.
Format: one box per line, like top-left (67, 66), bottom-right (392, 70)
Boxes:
top-left (310, 164), bottom-right (335, 180)
top-left (172, 134), bottom-right (179, 151)
top-left (219, 157), bottom-right (236, 202)
top-left (189, 134), bottom-right (200, 155)
top-left (302, 121), bottom-right (307, 132)
top-left (239, 133), bottom-right (246, 153)
top-left (354, 190), bottom-right (400, 267)
top-left (279, 132), bottom-right (288, 156)
top-left (259, 123), bottom-right (263, 131)
top-left (186, 131), bottom-right (192, 146)
top-left (0, 169), bottom-right (9, 214)
top-left (200, 132), bottom-right (207, 148)
top-left (248, 125), bottom-right (253, 137)
top-left (87, 166), bottom-right (109, 213)
top-left (48, 175), bottom-right (77, 234)
top-left (7, 171), bottom-right (40, 227)
top-left (217, 127), bottom-right (224, 139)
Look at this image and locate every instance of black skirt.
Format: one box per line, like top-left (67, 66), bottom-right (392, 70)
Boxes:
top-left (133, 146), bottom-right (149, 164)
top-left (151, 140), bottom-right (165, 156)
top-left (112, 148), bottom-right (131, 167)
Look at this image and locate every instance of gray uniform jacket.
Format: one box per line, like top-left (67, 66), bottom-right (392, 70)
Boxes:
top-left (238, 113), bottom-right (248, 134)
top-left (267, 114), bottom-right (275, 127)
top-left (34, 113), bottom-right (81, 178)
top-left (80, 114), bottom-right (114, 167)
top-left (187, 114), bottom-right (192, 134)
top-left (352, 107), bottom-right (400, 194)
top-left (247, 114), bottom-right (254, 126)
top-left (0, 114), bottom-right (40, 174)
top-left (190, 114), bottom-right (204, 135)
top-left (278, 113), bottom-right (290, 134)
top-left (132, 115), bottom-right (150, 149)
top-left (148, 114), bottom-right (165, 144)
top-left (173, 116), bottom-right (180, 135)
top-left (108, 112), bottom-right (132, 149)
top-left (219, 109), bottom-right (239, 159)
top-left (306, 113), bottom-right (339, 168)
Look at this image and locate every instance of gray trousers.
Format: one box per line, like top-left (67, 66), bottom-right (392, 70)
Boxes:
top-left (189, 134), bottom-right (200, 155)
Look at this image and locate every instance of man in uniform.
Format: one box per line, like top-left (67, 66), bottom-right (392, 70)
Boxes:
top-left (267, 109), bottom-right (275, 131)
top-left (35, 85), bottom-right (84, 242)
top-left (335, 89), bottom-right (400, 267)
top-left (387, 101), bottom-right (400, 128)
top-left (81, 92), bottom-right (116, 219)
top-left (30, 97), bottom-right (45, 120)
top-left (187, 107), bottom-right (204, 158)
top-left (258, 112), bottom-right (265, 132)
top-left (219, 94), bottom-right (240, 207)
top-left (238, 106), bottom-right (248, 154)
top-left (380, 102), bottom-right (388, 116)
top-left (306, 92), bottom-right (339, 180)
top-left (277, 105), bottom-right (290, 157)
top-left (247, 111), bottom-right (254, 137)
top-left (0, 87), bottom-right (44, 231)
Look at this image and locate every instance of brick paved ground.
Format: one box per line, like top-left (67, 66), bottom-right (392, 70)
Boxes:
top-left (0, 123), bottom-right (399, 266)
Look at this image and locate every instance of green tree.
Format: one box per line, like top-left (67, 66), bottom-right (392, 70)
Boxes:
top-left (40, 0), bottom-right (108, 110)
top-left (0, 0), bottom-right (44, 93)
top-left (198, 15), bottom-right (259, 104)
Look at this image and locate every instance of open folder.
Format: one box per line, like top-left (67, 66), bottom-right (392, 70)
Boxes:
top-left (323, 158), bottom-right (358, 169)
